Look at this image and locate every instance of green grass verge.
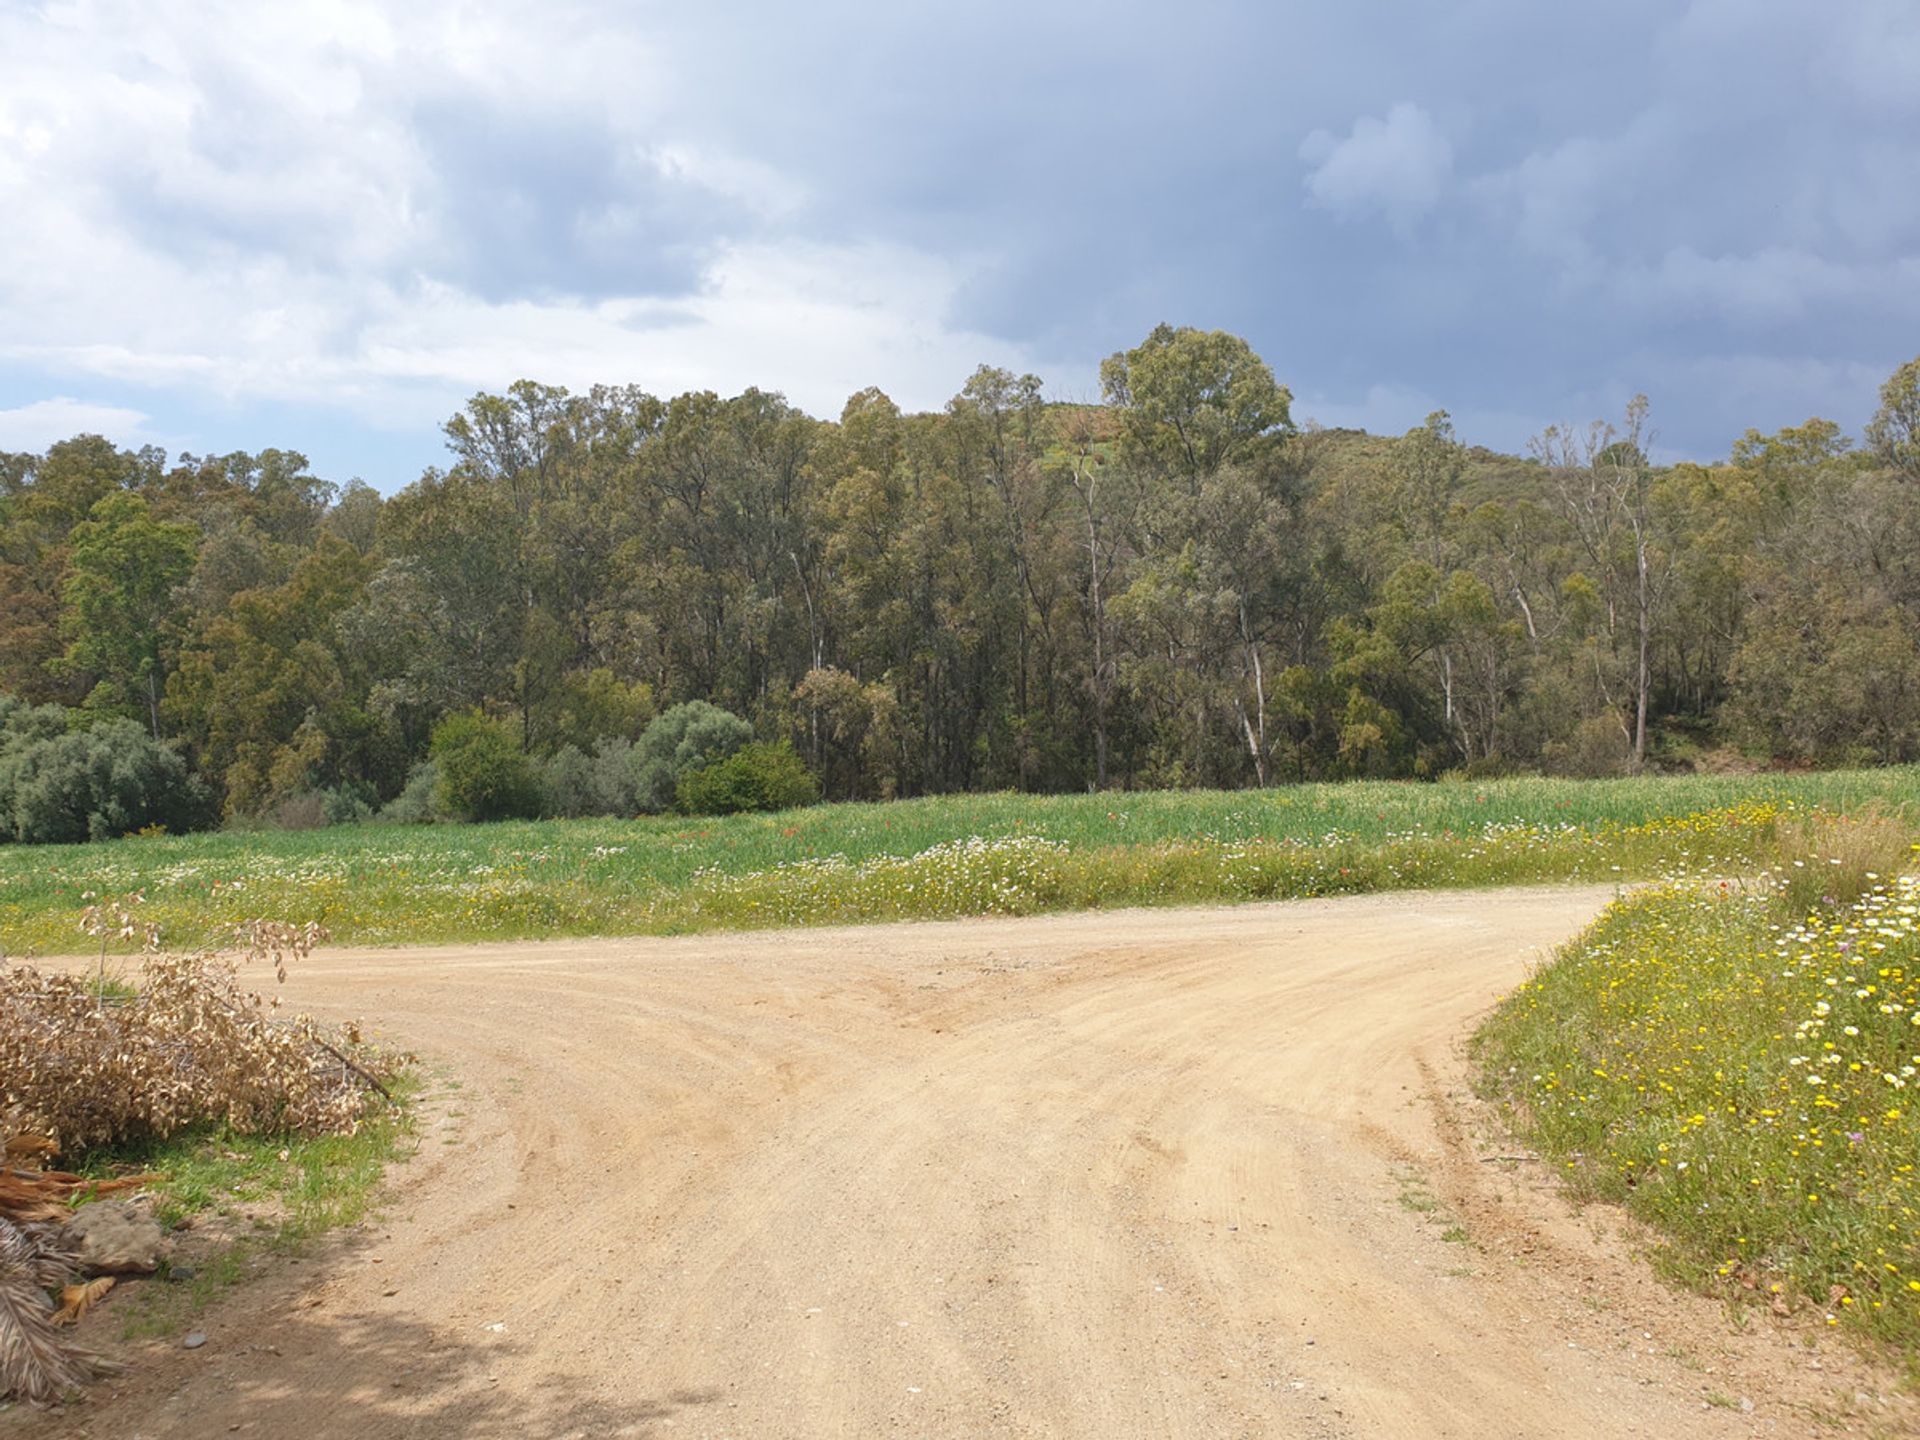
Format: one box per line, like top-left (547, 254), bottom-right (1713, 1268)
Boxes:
top-left (1475, 839), bottom-right (1920, 1354)
top-left (72, 1074), bottom-right (418, 1338)
top-left (3, 768), bottom-right (1920, 951)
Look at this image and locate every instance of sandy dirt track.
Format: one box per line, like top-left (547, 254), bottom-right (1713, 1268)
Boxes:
top-left (21, 887), bottom-right (1917, 1438)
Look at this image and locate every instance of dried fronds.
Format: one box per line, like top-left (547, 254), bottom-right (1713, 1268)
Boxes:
top-left (2, 1134), bottom-right (57, 1165)
top-left (0, 1216), bottom-right (110, 1405)
top-left (51, 1278), bottom-right (114, 1328)
top-left (0, 1169), bottom-right (161, 1227)
top-left (0, 1174), bottom-right (69, 1228)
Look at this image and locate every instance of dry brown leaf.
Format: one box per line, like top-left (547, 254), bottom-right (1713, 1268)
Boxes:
top-left (52, 1277), bottom-right (113, 1328)
top-left (2, 1136), bottom-right (58, 1166)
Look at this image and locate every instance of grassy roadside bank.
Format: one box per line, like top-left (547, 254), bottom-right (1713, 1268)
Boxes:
top-left (1475, 814), bottom-right (1920, 1354)
top-left (5, 768), bottom-right (1919, 951)
top-left (66, 1074), bottom-right (418, 1339)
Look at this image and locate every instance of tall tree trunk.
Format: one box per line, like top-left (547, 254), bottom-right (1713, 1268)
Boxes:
top-left (1634, 533), bottom-right (1651, 770)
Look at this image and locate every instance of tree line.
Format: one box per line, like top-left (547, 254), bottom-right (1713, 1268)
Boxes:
top-left (3, 324), bottom-right (1919, 834)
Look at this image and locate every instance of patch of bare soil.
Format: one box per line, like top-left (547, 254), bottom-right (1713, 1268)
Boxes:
top-left (13, 888), bottom-right (1917, 1437)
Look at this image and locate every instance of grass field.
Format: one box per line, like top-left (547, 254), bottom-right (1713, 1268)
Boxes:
top-left (1475, 812), bottom-right (1920, 1353)
top-left (4, 767), bottom-right (1919, 953)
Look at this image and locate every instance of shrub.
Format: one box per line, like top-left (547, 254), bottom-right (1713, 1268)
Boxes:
top-left (588, 736), bottom-right (640, 816)
top-left (378, 760), bottom-right (443, 824)
top-left (0, 916), bottom-right (390, 1152)
top-left (540, 737), bottom-right (646, 819)
top-left (1542, 714), bottom-right (1631, 778)
top-left (542, 744), bottom-right (598, 819)
top-left (263, 790), bottom-right (328, 831)
top-left (676, 740), bottom-right (819, 815)
top-left (0, 714), bottom-right (211, 844)
top-left (630, 701), bottom-right (753, 812)
top-left (543, 668), bottom-right (654, 752)
top-left (430, 712), bottom-right (542, 822)
top-left (321, 781), bottom-right (377, 826)
top-left (0, 695), bottom-right (69, 749)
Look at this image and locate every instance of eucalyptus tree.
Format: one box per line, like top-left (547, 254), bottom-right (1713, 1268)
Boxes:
top-left (1100, 324), bottom-right (1297, 785)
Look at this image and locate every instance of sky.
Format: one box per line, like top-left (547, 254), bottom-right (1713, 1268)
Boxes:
top-left (1, 0), bottom-right (1916, 487)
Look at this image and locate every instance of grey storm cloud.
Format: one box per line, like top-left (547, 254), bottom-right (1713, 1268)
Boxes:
top-left (1, 0), bottom-right (1916, 477)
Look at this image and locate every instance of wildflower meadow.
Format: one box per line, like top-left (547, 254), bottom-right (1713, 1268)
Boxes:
top-left (3, 767), bottom-right (1917, 953)
top-left (1478, 813), bottom-right (1920, 1351)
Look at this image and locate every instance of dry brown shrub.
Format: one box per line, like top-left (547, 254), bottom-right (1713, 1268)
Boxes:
top-left (0, 909), bottom-right (401, 1404)
top-left (0, 913), bottom-right (393, 1153)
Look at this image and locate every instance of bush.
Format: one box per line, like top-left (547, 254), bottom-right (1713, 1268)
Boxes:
top-left (588, 736), bottom-right (640, 816)
top-left (543, 668), bottom-right (654, 752)
top-left (541, 737), bottom-right (646, 819)
top-left (430, 712), bottom-right (542, 822)
top-left (378, 760), bottom-right (443, 824)
top-left (321, 781), bottom-right (377, 826)
top-left (262, 791), bottom-right (328, 831)
top-left (0, 695), bottom-right (69, 749)
top-left (542, 744), bottom-right (597, 819)
top-left (676, 740), bottom-right (820, 816)
top-left (1542, 714), bottom-right (1631, 778)
top-left (0, 713), bottom-right (211, 844)
top-left (630, 701), bottom-right (753, 812)
top-left (0, 916), bottom-right (387, 1152)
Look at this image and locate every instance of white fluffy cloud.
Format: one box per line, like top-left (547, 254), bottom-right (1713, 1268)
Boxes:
top-left (0, 0), bottom-right (1061, 432)
top-left (0, 397), bottom-right (157, 452)
top-left (347, 241), bottom-right (1062, 420)
top-left (1299, 103), bottom-right (1453, 230)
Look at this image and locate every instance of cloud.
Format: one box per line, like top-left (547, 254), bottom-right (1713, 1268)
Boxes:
top-left (0, 0), bottom-right (1915, 476)
top-left (1299, 104), bottom-right (1453, 230)
top-left (1615, 247), bottom-right (1920, 327)
top-left (1295, 381), bottom-right (1441, 436)
top-left (2, 238), bottom-right (1067, 426)
top-left (0, 0), bottom-right (1071, 427)
top-left (351, 240), bottom-right (1071, 418)
top-left (0, 397), bottom-right (155, 451)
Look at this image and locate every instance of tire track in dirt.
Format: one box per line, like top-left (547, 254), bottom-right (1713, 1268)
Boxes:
top-left (20, 887), bottom-right (1917, 1438)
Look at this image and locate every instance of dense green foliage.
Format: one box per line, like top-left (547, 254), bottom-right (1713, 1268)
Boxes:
top-left (631, 701), bottom-right (754, 812)
top-left (430, 711), bottom-right (543, 822)
top-left (3, 767), bottom-right (1916, 953)
top-left (1477, 818), bottom-right (1920, 1351)
top-left (676, 739), bottom-right (820, 815)
top-left (2, 330), bottom-right (1919, 832)
top-left (0, 697), bottom-right (207, 843)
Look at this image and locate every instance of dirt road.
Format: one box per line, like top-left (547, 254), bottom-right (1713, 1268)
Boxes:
top-left (25, 888), bottom-right (1914, 1437)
